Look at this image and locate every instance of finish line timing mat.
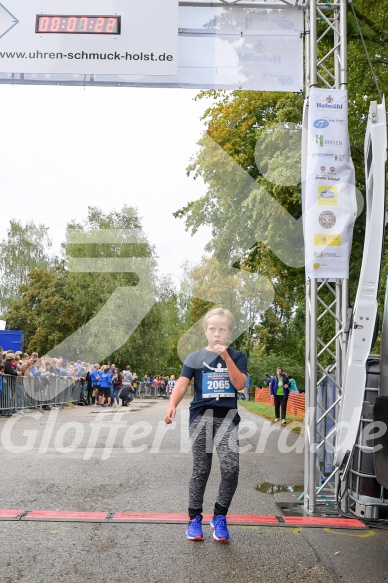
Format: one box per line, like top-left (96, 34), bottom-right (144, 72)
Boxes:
top-left (0, 510), bottom-right (367, 529)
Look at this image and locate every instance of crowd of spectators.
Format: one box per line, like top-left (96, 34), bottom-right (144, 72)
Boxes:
top-left (0, 347), bottom-right (178, 414)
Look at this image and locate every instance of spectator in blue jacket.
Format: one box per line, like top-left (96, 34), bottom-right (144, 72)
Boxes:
top-left (270, 367), bottom-right (289, 424)
top-left (99, 365), bottom-right (113, 407)
top-left (90, 364), bottom-right (100, 386)
top-left (89, 364), bottom-right (101, 405)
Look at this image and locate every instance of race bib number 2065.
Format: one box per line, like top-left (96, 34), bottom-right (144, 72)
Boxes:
top-left (202, 371), bottom-right (236, 398)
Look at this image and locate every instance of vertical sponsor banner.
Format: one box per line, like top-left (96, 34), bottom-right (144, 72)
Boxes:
top-left (303, 88), bottom-right (357, 279)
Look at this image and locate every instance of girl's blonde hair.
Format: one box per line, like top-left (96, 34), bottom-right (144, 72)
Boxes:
top-left (203, 308), bottom-right (234, 332)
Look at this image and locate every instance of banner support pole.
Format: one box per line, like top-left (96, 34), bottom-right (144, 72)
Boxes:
top-left (304, 0), bottom-right (349, 514)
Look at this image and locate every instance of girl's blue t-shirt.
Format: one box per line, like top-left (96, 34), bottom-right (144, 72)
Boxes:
top-left (180, 347), bottom-right (247, 425)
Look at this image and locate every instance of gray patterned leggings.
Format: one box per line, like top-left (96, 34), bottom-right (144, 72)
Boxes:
top-left (188, 411), bottom-right (239, 516)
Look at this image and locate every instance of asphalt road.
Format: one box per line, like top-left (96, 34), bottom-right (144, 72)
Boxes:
top-left (0, 397), bottom-right (387, 583)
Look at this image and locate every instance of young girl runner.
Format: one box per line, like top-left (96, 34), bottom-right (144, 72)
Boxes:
top-left (164, 308), bottom-right (247, 542)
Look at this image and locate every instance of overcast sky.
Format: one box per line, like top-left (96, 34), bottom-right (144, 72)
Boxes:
top-left (0, 84), bottom-right (212, 283)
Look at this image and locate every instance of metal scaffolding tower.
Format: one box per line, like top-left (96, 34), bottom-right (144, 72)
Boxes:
top-left (304, 0), bottom-right (350, 514)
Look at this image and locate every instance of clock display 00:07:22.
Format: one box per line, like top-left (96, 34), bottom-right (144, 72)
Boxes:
top-left (36, 15), bottom-right (121, 35)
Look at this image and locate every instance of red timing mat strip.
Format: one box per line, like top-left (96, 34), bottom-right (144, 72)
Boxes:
top-left (112, 513), bottom-right (280, 524)
top-left (0, 509), bottom-right (366, 528)
top-left (113, 512), bottom-right (193, 523)
top-left (283, 516), bottom-right (366, 528)
top-left (0, 509), bottom-right (25, 519)
top-left (24, 510), bottom-right (109, 521)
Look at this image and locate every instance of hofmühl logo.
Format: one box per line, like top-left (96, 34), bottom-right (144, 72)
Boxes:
top-left (239, 53), bottom-right (281, 63)
top-left (317, 101), bottom-right (343, 110)
top-left (254, 41), bottom-right (266, 53)
top-left (315, 95), bottom-right (343, 110)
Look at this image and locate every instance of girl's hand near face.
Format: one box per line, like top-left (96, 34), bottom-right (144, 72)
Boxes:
top-left (213, 343), bottom-right (228, 359)
top-left (213, 341), bottom-right (247, 391)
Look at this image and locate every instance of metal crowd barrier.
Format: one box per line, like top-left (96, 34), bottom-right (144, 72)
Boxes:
top-left (0, 374), bottom-right (82, 414)
top-left (136, 382), bottom-right (168, 399)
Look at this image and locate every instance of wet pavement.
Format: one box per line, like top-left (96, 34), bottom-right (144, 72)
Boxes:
top-left (0, 397), bottom-right (387, 583)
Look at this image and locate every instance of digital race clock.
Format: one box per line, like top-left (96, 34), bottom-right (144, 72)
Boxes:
top-left (36, 15), bottom-right (121, 35)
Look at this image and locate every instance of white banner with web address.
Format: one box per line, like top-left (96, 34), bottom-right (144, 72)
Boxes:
top-left (0, 3), bottom-right (304, 91)
top-left (0, 0), bottom-right (178, 75)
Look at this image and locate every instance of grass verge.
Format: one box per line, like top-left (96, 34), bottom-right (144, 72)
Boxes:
top-left (239, 400), bottom-right (304, 433)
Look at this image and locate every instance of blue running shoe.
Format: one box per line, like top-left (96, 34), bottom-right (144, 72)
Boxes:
top-left (210, 515), bottom-right (229, 542)
top-left (186, 515), bottom-right (204, 541)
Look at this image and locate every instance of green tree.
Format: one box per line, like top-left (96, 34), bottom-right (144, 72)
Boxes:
top-left (0, 219), bottom-right (54, 313)
top-left (5, 206), bottom-right (184, 373)
top-left (55, 205), bottom-right (160, 363)
top-left (176, 91), bottom-right (306, 365)
top-left (105, 274), bottom-right (183, 376)
top-left (5, 265), bottom-right (77, 354)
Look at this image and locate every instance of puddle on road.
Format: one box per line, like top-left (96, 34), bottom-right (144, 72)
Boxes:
top-left (255, 482), bottom-right (304, 494)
